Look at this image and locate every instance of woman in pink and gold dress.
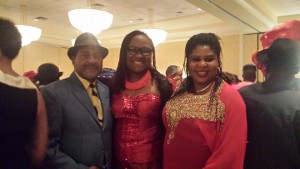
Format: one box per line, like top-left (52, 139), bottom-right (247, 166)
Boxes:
top-left (110, 30), bottom-right (173, 169)
top-left (163, 33), bottom-right (247, 169)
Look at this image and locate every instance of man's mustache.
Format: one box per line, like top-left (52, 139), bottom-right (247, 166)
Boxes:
top-left (83, 64), bottom-right (100, 69)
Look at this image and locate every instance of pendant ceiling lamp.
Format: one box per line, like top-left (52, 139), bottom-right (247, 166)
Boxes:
top-left (140, 9), bottom-right (167, 47)
top-left (68, 0), bottom-right (113, 35)
top-left (16, 5), bottom-right (42, 46)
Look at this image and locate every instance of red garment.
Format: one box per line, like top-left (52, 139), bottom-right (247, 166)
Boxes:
top-left (252, 20), bottom-right (300, 76)
top-left (163, 82), bottom-right (247, 169)
top-left (112, 92), bottom-right (164, 169)
top-left (232, 81), bottom-right (254, 90)
top-left (167, 77), bottom-right (177, 91)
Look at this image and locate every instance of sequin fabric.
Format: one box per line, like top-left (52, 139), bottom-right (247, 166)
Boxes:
top-left (113, 92), bottom-right (163, 164)
top-left (165, 82), bottom-right (225, 144)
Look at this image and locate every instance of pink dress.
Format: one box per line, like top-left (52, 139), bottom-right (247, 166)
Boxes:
top-left (233, 81), bottom-right (254, 90)
top-left (112, 92), bottom-right (164, 169)
top-left (163, 82), bottom-right (247, 169)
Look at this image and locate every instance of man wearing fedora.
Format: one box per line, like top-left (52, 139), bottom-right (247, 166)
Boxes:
top-left (41, 32), bottom-right (113, 169)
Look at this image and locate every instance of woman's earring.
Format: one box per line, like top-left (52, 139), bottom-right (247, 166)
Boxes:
top-left (216, 67), bottom-right (221, 75)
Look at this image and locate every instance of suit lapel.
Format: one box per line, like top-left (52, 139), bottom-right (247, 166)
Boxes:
top-left (69, 73), bottom-right (102, 127)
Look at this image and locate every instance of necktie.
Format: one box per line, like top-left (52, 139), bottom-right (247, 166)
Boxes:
top-left (89, 83), bottom-right (103, 124)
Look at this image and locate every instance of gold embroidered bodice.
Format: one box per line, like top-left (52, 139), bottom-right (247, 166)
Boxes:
top-left (165, 82), bottom-right (225, 144)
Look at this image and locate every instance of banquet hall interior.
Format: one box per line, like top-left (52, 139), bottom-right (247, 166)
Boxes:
top-left (1, 0), bottom-right (300, 81)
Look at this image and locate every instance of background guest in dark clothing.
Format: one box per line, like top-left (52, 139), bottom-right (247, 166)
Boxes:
top-left (242, 64), bottom-right (256, 82)
top-left (97, 67), bottom-right (116, 86)
top-left (35, 63), bottom-right (63, 88)
top-left (0, 17), bottom-right (48, 169)
top-left (239, 38), bottom-right (300, 169)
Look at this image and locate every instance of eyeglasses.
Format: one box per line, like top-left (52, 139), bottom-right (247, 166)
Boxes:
top-left (127, 46), bottom-right (153, 56)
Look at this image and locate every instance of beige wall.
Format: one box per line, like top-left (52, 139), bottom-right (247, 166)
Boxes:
top-left (13, 42), bottom-right (73, 79)
top-left (13, 34), bottom-right (266, 81)
top-left (103, 41), bottom-right (187, 75)
top-left (104, 35), bottom-right (243, 77)
top-left (243, 33), bottom-right (264, 82)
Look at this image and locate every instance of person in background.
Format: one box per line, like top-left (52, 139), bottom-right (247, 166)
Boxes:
top-left (23, 70), bottom-right (37, 84)
top-left (97, 67), bottom-right (116, 87)
top-left (110, 30), bottom-right (173, 169)
top-left (163, 33), bottom-right (247, 169)
top-left (239, 38), bottom-right (300, 169)
top-left (165, 65), bottom-right (183, 91)
top-left (41, 32), bottom-right (113, 169)
top-left (35, 63), bottom-right (63, 88)
top-left (0, 17), bottom-right (48, 169)
top-left (221, 71), bottom-right (241, 85)
top-left (235, 64), bottom-right (256, 89)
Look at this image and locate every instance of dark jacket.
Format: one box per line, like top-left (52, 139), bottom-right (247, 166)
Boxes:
top-left (239, 81), bottom-right (300, 169)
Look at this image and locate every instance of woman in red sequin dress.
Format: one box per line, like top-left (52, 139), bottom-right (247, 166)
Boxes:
top-left (163, 33), bottom-right (247, 169)
top-left (110, 30), bottom-right (173, 169)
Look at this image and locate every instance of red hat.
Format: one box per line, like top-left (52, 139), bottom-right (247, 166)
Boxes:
top-left (23, 70), bottom-right (37, 82)
top-left (252, 20), bottom-right (300, 76)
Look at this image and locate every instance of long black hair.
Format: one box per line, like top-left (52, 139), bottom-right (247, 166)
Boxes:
top-left (173, 33), bottom-right (223, 106)
top-left (110, 30), bottom-right (172, 109)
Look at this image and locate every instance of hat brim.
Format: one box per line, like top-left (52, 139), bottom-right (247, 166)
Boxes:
top-left (67, 46), bottom-right (108, 59)
top-left (35, 72), bottom-right (63, 80)
top-left (256, 48), bottom-right (270, 64)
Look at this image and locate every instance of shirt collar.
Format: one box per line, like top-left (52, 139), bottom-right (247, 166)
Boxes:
top-left (75, 72), bottom-right (96, 90)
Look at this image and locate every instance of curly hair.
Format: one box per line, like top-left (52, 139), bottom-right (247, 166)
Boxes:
top-left (222, 72), bottom-right (241, 84)
top-left (110, 30), bottom-right (172, 109)
top-left (173, 33), bottom-right (223, 107)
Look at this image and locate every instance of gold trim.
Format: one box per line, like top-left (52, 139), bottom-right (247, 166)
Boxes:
top-left (165, 82), bottom-right (225, 144)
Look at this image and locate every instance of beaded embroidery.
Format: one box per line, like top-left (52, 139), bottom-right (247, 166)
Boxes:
top-left (120, 93), bottom-right (161, 161)
top-left (165, 82), bottom-right (225, 144)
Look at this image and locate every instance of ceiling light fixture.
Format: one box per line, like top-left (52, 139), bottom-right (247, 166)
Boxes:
top-left (16, 5), bottom-right (42, 46)
top-left (68, 0), bottom-right (113, 35)
top-left (140, 9), bottom-right (167, 47)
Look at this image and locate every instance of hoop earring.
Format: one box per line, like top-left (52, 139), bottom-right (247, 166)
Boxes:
top-left (216, 67), bottom-right (221, 75)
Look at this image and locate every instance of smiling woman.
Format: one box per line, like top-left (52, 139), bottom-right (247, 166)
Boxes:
top-left (110, 30), bottom-right (173, 169)
top-left (163, 33), bottom-right (247, 169)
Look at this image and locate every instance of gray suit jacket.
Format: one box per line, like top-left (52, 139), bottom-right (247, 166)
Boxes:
top-left (41, 72), bottom-right (113, 169)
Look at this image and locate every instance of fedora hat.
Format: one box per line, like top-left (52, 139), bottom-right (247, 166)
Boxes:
top-left (67, 32), bottom-right (108, 59)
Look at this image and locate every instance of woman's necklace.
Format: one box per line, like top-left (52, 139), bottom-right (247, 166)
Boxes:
top-left (196, 81), bottom-right (214, 93)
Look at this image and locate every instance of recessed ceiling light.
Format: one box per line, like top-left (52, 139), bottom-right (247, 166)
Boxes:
top-left (129, 20), bottom-right (133, 23)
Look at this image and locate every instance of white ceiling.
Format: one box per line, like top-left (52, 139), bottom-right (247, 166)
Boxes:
top-left (1, 0), bottom-right (300, 48)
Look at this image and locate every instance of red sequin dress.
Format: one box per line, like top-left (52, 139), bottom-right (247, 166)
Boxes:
top-left (112, 92), bottom-right (164, 169)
